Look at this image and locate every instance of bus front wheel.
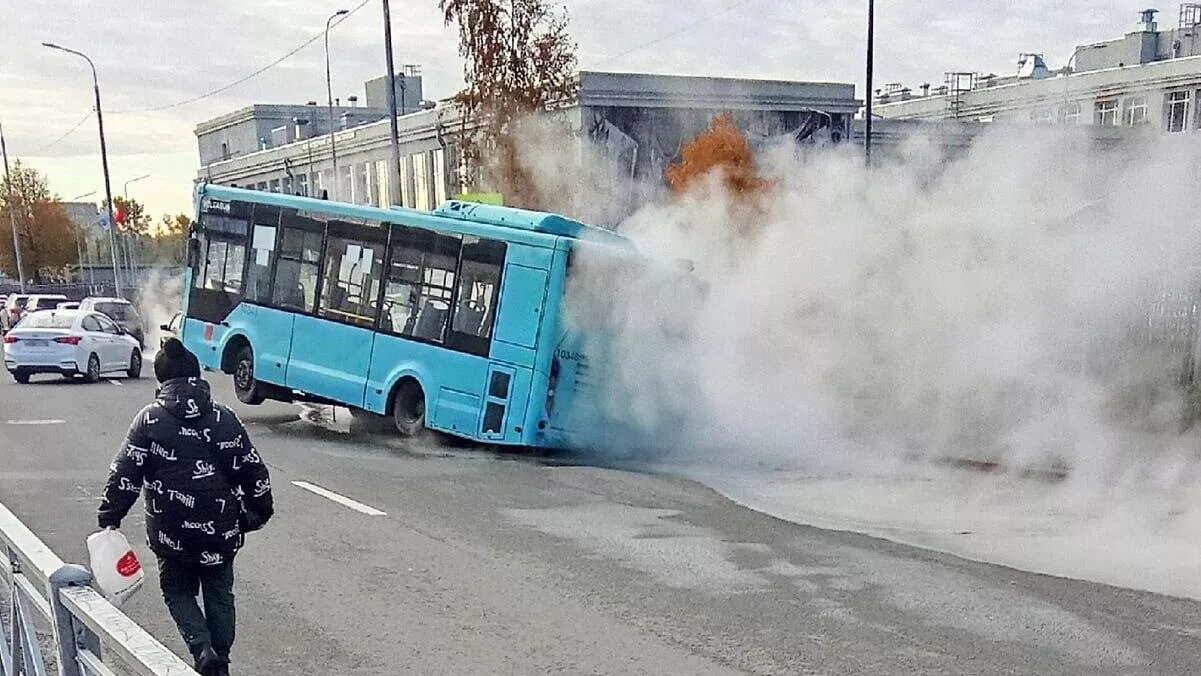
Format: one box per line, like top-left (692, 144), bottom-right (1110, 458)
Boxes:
top-left (232, 345), bottom-right (266, 405)
top-left (392, 380), bottom-right (426, 438)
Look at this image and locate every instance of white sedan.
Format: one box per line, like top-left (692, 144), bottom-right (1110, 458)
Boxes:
top-left (2, 309), bottom-right (143, 383)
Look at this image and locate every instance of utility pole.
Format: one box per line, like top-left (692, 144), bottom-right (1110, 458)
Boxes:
top-left (382, 0), bottom-right (403, 206)
top-left (43, 42), bottom-right (122, 296)
top-left (0, 122), bottom-right (27, 292)
top-left (864, 0), bottom-right (875, 166)
top-left (325, 9), bottom-right (349, 201)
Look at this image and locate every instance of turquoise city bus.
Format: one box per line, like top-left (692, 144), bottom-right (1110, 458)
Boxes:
top-left (180, 183), bottom-right (679, 450)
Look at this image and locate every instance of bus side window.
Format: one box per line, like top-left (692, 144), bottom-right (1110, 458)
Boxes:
top-left (319, 237), bottom-right (386, 328)
top-left (245, 204), bottom-right (280, 303)
top-left (204, 241), bottom-right (229, 290)
top-left (272, 227), bottom-right (322, 312)
top-left (384, 227), bottom-right (460, 343)
top-left (452, 237), bottom-right (506, 342)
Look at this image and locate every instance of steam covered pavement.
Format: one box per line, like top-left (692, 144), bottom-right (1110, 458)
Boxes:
top-left (0, 375), bottom-right (1199, 674)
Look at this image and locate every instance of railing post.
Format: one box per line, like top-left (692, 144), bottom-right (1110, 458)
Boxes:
top-left (47, 564), bottom-right (97, 676)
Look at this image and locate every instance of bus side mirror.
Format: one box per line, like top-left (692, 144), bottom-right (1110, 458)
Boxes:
top-left (187, 238), bottom-right (202, 269)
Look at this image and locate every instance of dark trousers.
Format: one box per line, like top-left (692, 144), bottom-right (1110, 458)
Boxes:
top-left (157, 556), bottom-right (236, 661)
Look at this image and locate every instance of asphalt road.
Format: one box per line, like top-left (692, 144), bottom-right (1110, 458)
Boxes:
top-left (1, 369), bottom-right (1200, 675)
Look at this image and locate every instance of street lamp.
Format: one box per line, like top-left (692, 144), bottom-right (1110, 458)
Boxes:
top-left (326, 9), bottom-right (350, 202)
top-left (0, 122), bottom-right (27, 292)
top-left (122, 174), bottom-right (151, 283)
top-left (864, 0), bottom-right (875, 166)
top-left (43, 42), bottom-right (122, 296)
top-left (382, 0), bottom-right (403, 206)
top-left (70, 191), bottom-right (98, 285)
top-left (1062, 44), bottom-right (1107, 129)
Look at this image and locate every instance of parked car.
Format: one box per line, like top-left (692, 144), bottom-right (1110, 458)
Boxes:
top-left (2, 294), bottom-right (30, 333)
top-left (24, 294), bottom-right (70, 314)
top-left (3, 309), bottom-right (142, 383)
top-left (79, 297), bottom-right (145, 348)
top-left (159, 311), bottom-right (182, 348)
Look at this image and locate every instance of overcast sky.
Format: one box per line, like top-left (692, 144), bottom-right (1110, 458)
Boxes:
top-left (2, 0), bottom-right (1146, 218)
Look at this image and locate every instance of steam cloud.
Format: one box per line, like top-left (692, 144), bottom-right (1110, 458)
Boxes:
top-left (529, 123), bottom-right (1201, 494)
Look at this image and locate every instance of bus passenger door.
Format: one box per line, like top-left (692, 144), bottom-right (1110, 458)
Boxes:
top-left (285, 233), bottom-right (385, 408)
top-left (286, 317), bottom-right (376, 406)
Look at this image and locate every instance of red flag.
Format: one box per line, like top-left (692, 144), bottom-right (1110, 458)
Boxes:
top-left (114, 204), bottom-right (126, 225)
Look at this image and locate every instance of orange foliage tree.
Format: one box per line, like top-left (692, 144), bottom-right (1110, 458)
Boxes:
top-left (666, 114), bottom-right (770, 202)
top-left (440, 0), bottom-right (578, 209)
top-left (0, 161), bottom-right (81, 283)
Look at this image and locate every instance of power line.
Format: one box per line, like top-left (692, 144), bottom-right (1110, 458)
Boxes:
top-left (592, 0), bottom-right (767, 67)
top-left (28, 111), bottom-right (94, 155)
top-left (111, 0), bottom-right (371, 115)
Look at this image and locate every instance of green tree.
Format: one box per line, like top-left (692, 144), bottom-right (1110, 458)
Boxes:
top-left (139, 213), bottom-right (192, 264)
top-left (102, 196), bottom-right (151, 237)
top-left (0, 161), bottom-right (81, 282)
top-left (440, 0), bottom-right (578, 209)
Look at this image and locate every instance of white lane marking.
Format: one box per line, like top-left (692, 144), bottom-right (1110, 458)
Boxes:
top-left (108, 379), bottom-right (123, 386)
top-left (291, 480), bottom-right (387, 516)
top-left (5, 419), bottom-right (66, 425)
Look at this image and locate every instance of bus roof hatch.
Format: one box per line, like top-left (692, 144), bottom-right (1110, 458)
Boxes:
top-left (434, 200), bottom-right (589, 238)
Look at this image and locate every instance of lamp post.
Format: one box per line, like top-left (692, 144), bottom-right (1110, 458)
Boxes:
top-left (43, 42), bottom-right (121, 296)
top-left (71, 190), bottom-right (97, 285)
top-left (864, 0), bottom-right (875, 166)
top-left (1062, 45), bottom-right (1107, 129)
top-left (325, 9), bottom-right (349, 201)
top-left (382, 0), bottom-right (403, 206)
top-left (0, 122), bottom-right (26, 292)
top-left (123, 174), bottom-right (150, 283)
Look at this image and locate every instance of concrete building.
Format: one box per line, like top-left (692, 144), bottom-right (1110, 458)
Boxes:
top-left (196, 70), bottom-right (861, 225)
top-left (873, 4), bottom-right (1201, 133)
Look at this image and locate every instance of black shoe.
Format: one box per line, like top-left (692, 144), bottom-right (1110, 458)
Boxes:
top-left (195, 647), bottom-right (223, 675)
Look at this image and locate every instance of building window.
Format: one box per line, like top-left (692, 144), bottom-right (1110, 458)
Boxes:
top-left (1062, 102), bottom-right (1082, 125)
top-left (1123, 95), bottom-right (1149, 125)
top-left (413, 153), bottom-right (431, 211)
top-left (268, 179), bottom-right (281, 193)
top-left (1167, 90), bottom-right (1192, 132)
top-left (1029, 107), bottom-right (1053, 124)
top-left (374, 160), bottom-right (389, 206)
top-left (433, 149), bottom-right (448, 205)
top-left (295, 173), bottom-right (308, 197)
top-left (399, 156), bottom-right (412, 208)
top-left (1094, 100), bottom-right (1119, 126)
top-left (354, 164), bottom-right (370, 206)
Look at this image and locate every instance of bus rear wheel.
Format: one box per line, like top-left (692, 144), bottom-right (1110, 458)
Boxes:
top-left (232, 345), bottom-right (265, 405)
top-left (392, 380), bottom-right (426, 438)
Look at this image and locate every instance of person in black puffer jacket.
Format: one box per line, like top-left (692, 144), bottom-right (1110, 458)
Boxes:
top-left (97, 338), bottom-right (273, 676)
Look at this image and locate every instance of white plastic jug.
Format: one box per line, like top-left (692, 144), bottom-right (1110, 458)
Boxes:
top-left (86, 528), bottom-right (145, 606)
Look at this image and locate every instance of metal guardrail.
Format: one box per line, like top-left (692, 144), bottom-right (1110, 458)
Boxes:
top-left (0, 500), bottom-right (196, 676)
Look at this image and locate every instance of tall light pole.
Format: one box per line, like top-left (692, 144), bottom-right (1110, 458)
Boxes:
top-left (70, 191), bottom-right (97, 286)
top-left (0, 122), bottom-right (26, 292)
top-left (382, 0), bottom-right (403, 206)
top-left (325, 9), bottom-right (349, 201)
top-left (43, 42), bottom-right (121, 296)
top-left (1062, 45), bottom-right (1107, 130)
top-left (123, 174), bottom-right (150, 283)
top-left (864, 0), bottom-right (875, 166)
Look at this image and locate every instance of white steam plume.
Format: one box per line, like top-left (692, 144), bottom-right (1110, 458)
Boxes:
top-left (523, 123), bottom-right (1201, 496)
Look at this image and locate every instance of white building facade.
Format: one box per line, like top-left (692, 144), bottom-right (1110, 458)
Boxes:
top-left (874, 5), bottom-right (1201, 134)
